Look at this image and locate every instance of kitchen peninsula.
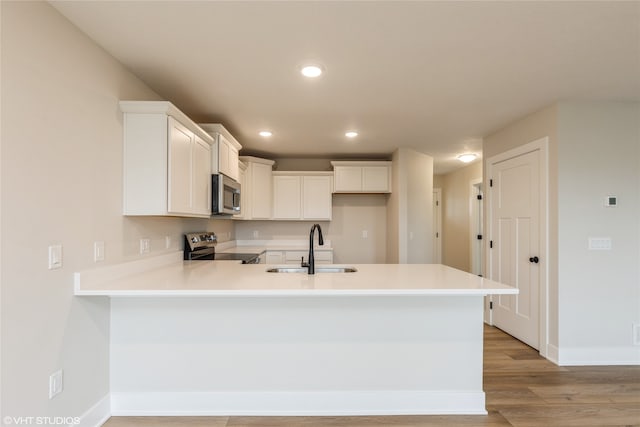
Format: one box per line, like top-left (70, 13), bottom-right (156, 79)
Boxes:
top-left (75, 253), bottom-right (517, 416)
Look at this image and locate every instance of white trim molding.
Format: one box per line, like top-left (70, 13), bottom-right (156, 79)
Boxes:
top-left (558, 346), bottom-right (640, 366)
top-left (76, 394), bottom-right (110, 427)
top-left (111, 390), bottom-right (487, 416)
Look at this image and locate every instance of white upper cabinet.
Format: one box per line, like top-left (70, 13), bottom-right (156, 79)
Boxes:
top-left (302, 175), bottom-right (333, 220)
top-left (331, 161), bottom-right (392, 193)
top-left (120, 101), bottom-right (213, 218)
top-left (234, 161), bottom-right (247, 220)
top-left (239, 156), bottom-right (275, 220)
top-left (199, 123), bottom-right (241, 182)
top-left (272, 172), bottom-right (333, 221)
top-left (273, 175), bottom-right (302, 220)
top-left (191, 134), bottom-right (212, 214)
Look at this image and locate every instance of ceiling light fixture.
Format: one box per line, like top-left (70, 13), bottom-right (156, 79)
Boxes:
top-left (259, 131), bottom-right (273, 137)
top-left (457, 153), bottom-right (477, 163)
top-left (301, 64), bottom-right (323, 78)
top-left (345, 131), bottom-right (358, 138)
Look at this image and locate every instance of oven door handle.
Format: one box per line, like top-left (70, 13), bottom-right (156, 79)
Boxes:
top-left (186, 247), bottom-right (216, 260)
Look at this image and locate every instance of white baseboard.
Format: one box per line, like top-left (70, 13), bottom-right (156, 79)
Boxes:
top-left (558, 346), bottom-right (640, 366)
top-left (546, 343), bottom-right (559, 365)
top-left (111, 390), bottom-right (487, 416)
top-left (76, 394), bottom-right (111, 427)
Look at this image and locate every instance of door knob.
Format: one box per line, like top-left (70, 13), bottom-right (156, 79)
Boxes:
top-left (529, 256), bottom-right (539, 263)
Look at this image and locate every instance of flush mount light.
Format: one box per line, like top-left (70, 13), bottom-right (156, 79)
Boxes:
top-left (345, 131), bottom-right (358, 138)
top-left (259, 131), bottom-right (273, 137)
top-left (457, 153), bottom-right (477, 163)
top-left (300, 64), bottom-right (323, 78)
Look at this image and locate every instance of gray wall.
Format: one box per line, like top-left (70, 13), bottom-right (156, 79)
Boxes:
top-left (387, 148), bottom-right (434, 263)
top-left (0, 1), bottom-right (233, 417)
top-left (557, 101), bottom-right (640, 362)
top-left (484, 101), bottom-right (640, 363)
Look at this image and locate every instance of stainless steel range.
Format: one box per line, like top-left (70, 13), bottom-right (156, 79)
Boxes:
top-left (183, 232), bottom-right (260, 264)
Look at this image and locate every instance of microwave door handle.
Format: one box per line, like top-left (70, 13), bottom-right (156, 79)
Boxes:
top-left (233, 192), bottom-right (241, 212)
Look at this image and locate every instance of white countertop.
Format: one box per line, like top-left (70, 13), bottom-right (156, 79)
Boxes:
top-left (74, 253), bottom-right (518, 297)
top-left (217, 245), bottom-right (333, 254)
top-left (215, 240), bottom-right (333, 254)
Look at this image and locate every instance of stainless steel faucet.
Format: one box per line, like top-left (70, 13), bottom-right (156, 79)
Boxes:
top-left (302, 223), bottom-right (324, 274)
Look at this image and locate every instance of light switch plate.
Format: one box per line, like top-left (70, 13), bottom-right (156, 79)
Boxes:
top-left (48, 244), bottom-right (63, 269)
top-left (94, 241), bottom-right (105, 262)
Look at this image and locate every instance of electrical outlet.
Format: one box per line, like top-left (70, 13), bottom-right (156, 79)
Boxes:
top-left (362, 230), bottom-right (368, 238)
top-left (633, 323), bottom-right (640, 346)
top-left (165, 236), bottom-right (171, 249)
top-left (49, 369), bottom-right (63, 399)
top-left (139, 238), bottom-right (150, 254)
top-left (588, 237), bottom-right (612, 250)
top-left (94, 241), bottom-right (105, 262)
top-left (48, 244), bottom-right (63, 270)
top-left (253, 230), bottom-right (259, 239)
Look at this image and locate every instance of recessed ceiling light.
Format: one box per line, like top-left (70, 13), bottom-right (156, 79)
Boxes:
top-left (301, 64), bottom-right (323, 78)
top-left (457, 153), bottom-right (477, 163)
top-left (345, 131), bottom-right (358, 138)
top-left (259, 131), bottom-right (272, 137)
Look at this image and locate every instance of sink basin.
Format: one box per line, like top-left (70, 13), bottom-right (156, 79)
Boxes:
top-left (266, 266), bottom-right (357, 273)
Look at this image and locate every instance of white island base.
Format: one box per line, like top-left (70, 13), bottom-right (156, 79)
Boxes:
top-left (110, 295), bottom-right (486, 416)
top-left (75, 255), bottom-right (517, 416)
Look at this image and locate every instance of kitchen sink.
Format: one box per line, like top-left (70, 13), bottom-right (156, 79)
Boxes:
top-left (266, 266), bottom-right (357, 273)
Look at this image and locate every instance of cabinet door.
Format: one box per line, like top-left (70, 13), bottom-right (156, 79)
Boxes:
top-left (285, 250), bottom-right (307, 265)
top-left (228, 145), bottom-right (239, 181)
top-left (251, 163), bottom-right (273, 219)
top-left (234, 166), bottom-right (246, 219)
top-left (218, 136), bottom-right (230, 177)
top-left (362, 166), bottom-right (390, 192)
top-left (167, 118), bottom-right (193, 214)
top-left (334, 166), bottom-right (362, 192)
top-left (302, 176), bottom-right (332, 220)
top-left (265, 251), bottom-right (284, 264)
top-left (192, 135), bottom-right (211, 215)
top-left (273, 176), bottom-right (302, 219)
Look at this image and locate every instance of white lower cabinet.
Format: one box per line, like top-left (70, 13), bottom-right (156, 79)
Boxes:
top-left (265, 251), bottom-right (284, 264)
top-left (272, 172), bottom-right (333, 220)
top-left (264, 250), bottom-right (333, 265)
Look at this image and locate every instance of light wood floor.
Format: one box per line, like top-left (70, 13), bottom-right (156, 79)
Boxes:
top-left (103, 326), bottom-right (640, 427)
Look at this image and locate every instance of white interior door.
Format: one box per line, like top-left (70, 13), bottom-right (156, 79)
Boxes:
top-left (470, 181), bottom-right (483, 276)
top-left (488, 148), bottom-right (542, 349)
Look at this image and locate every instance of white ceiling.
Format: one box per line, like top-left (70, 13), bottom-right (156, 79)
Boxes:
top-left (51, 1), bottom-right (640, 174)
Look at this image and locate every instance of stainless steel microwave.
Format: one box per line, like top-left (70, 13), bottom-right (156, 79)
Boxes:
top-left (212, 174), bottom-right (241, 215)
